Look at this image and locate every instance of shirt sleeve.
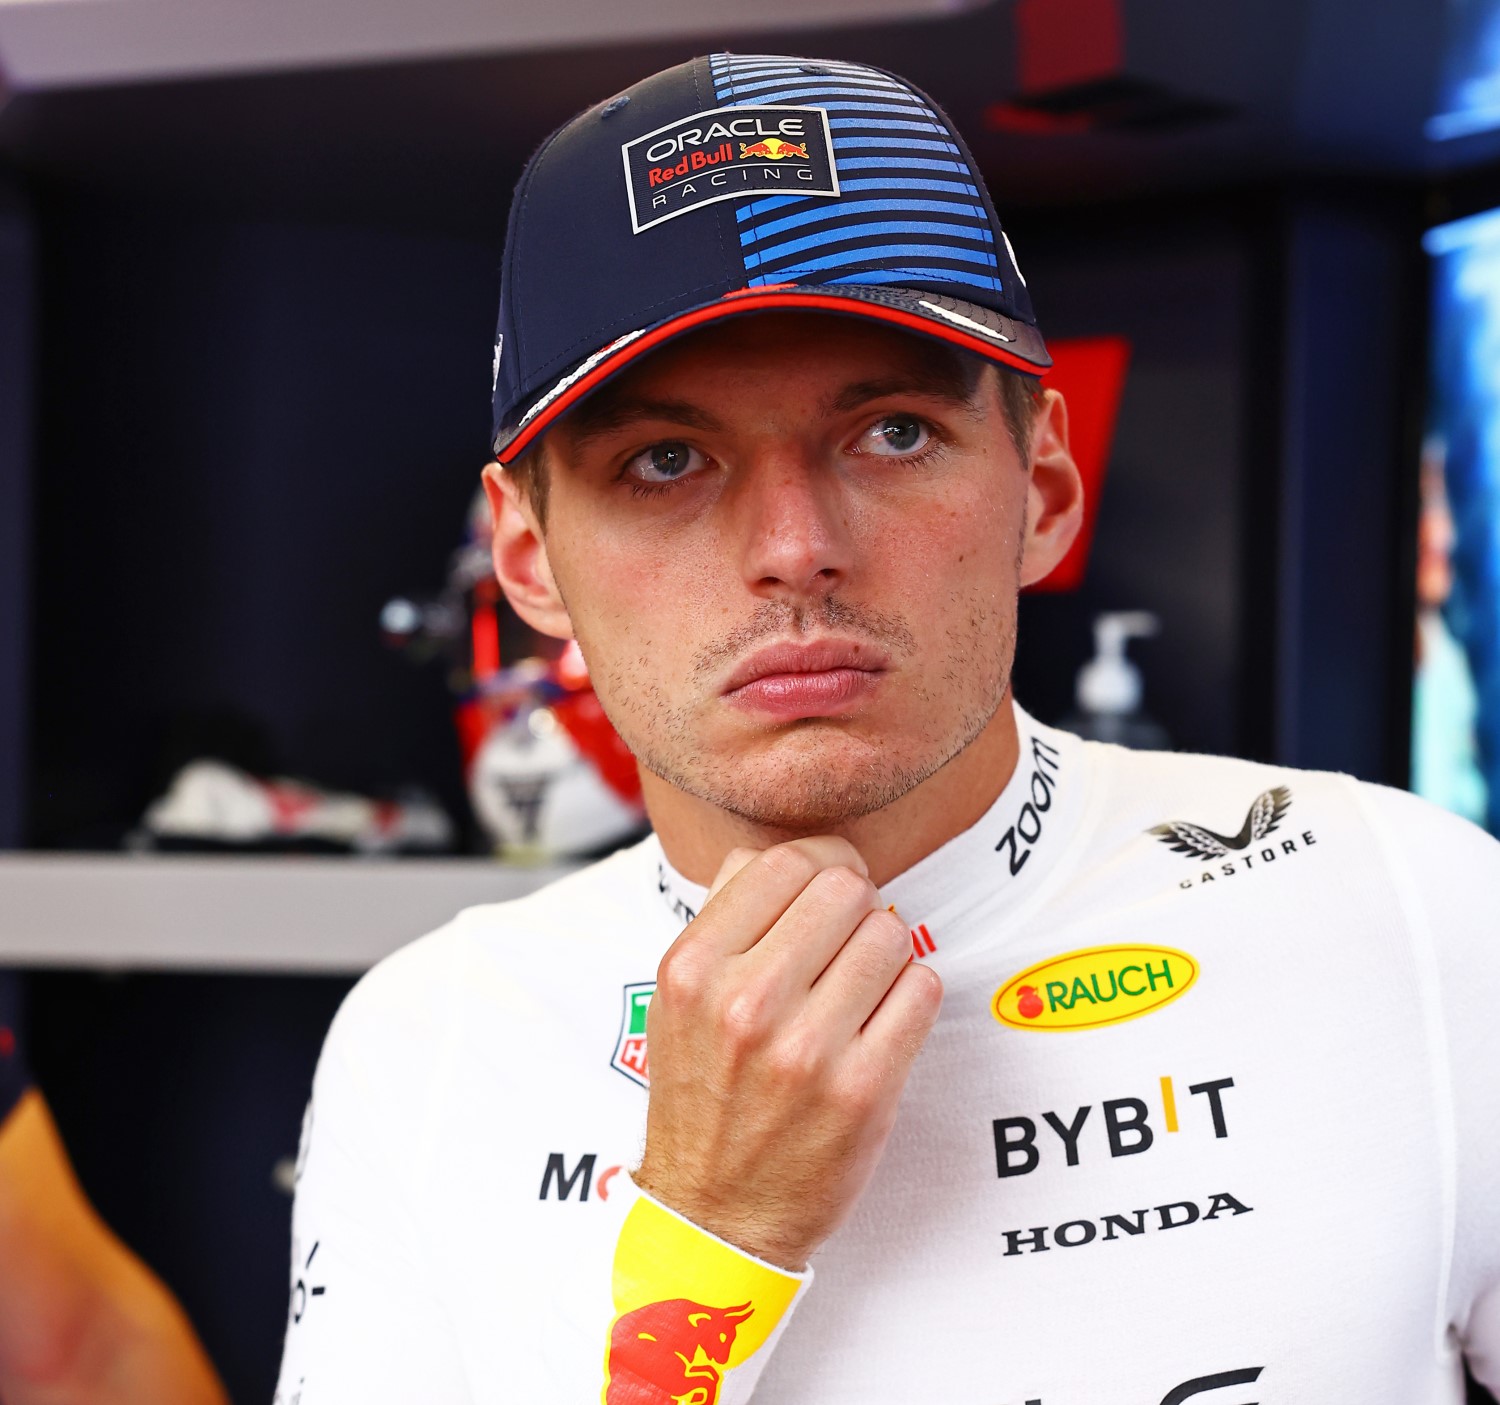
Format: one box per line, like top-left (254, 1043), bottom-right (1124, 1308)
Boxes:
top-left (274, 954), bottom-right (473, 1405)
top-left (603, 1178), bottom-right (811, 1405)
top-left (1355, 782), bottom-right (1500, 1393)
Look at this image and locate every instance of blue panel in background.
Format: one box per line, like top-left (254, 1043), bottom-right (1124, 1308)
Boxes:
top-left (1417, 210), bottom-right (1500, 834)
top-left (1429, 0), bottom-right (1500, 140)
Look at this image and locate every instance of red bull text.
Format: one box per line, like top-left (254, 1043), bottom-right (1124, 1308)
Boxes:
top-left (647, 138), bottom-right (810, 188)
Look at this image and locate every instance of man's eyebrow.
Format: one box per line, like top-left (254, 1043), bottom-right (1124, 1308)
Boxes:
top-left (563, 396), bottom-right (725, 451)
top-left (826, 370), bottom-right (984, 417)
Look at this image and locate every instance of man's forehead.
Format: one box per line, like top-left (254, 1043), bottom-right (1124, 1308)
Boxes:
top-left (557, 312), bottom-right (990, 442)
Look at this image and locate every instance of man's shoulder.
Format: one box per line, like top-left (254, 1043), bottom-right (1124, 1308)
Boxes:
top-left (324, 836), bottom-right (669, 1060)
top-left (1075, 736), bottom-right (1355, 843)
top-left (1075, 732), bottom-right (1498, 892)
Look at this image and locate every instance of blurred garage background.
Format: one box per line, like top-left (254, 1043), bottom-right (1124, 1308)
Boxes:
top-left (1, 0), bottom-right (1498, 1398)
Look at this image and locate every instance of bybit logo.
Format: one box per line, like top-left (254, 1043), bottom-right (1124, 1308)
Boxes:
top-left (992, 1074), bottom-right (1234, 1177)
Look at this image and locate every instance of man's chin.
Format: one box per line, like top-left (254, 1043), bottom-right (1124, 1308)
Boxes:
top-left (699, 774), bottom-right (921, 833)
top-left (645, 730), bottom-right (937, 833)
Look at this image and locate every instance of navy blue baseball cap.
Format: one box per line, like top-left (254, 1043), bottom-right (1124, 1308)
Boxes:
top-left (490, 52), bottom-right (1050, 463)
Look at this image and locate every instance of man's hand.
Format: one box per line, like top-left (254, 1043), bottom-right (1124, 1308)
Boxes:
top-left (632, 838), bottom-right (943, 1271)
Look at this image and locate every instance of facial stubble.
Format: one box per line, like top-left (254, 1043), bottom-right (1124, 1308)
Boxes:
top-left (567, 537), bottom-right (1025, 833)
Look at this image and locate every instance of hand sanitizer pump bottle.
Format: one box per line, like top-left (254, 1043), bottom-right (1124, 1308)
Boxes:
top-left (1060, 611), bottom-right (1171, 749)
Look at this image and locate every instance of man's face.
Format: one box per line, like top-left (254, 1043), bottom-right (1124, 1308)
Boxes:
top-left (498, 313), bottom-right (1051, 832)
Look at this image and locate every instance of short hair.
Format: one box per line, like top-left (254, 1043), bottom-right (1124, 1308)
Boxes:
top-left (503, 349), bottom-right (1044, 532)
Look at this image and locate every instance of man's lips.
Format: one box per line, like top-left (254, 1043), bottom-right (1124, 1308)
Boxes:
top-left (721, 639), bottom-right (889, 718)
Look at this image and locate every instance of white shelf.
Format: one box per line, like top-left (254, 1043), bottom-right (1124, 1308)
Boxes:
top-left (0, 853), bottom-right (579, 974)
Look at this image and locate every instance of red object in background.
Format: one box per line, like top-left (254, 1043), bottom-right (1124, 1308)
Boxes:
top-left (984, 104), bottom-right (1097, 136)
top-left (988, 0), bottom-right (1125, 134)
top-left (553, 690), bottom-right (644, 807)
top-left (1026, 335), bottom-right (1132, 594)
top-left (470, 599), bottom-right (501, 679)
top-left (1013, 0), bottom-right (1123, 93)
top-left (453, 697), bottom-right (490, 771)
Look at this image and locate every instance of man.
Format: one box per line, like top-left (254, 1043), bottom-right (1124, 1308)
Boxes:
top-left (0, 973), bottom-right (227, 1405)
top-left (277, 53), bottom-right (1500, 1403)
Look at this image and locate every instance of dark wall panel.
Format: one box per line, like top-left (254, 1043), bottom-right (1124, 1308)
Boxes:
top-left (1009, 210), bottom-right (1261, 759)
top-left (25, 969), bottom-right (355, 1405)
top-left (1276, 198), bottom-right (1418, 782)
top-left (30, 198), bottom-right (500, 845)
top-left (0, 182), bottom-right (33, 848)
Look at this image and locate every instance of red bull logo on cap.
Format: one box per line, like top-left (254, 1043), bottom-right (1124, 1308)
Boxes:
top-left (738, 138), bottom-right (809, 160)
top-left (605, 1298), bottom-right (753, 1404)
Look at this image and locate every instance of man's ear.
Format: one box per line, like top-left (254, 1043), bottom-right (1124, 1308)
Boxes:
top-left (1018, 389), bottom-right (1085, 589)
top-left (480, 462), bottom-right (575, 640)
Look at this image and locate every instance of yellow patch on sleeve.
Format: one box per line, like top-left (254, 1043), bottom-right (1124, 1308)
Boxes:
top-left (602, 1192), bottom-right (804, 1404)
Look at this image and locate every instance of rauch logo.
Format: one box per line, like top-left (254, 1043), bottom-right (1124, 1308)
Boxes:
top-left (991, 945), bottom-right (1198, 1031)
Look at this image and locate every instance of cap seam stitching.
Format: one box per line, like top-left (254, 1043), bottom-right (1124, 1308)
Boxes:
top-left (507, 121), bottom-right (573, 381)
top-left (694, 58), bottom-right (733, 287)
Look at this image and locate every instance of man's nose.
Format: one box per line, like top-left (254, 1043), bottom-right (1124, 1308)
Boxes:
top-left (729, 453), bottom-right (853, 599)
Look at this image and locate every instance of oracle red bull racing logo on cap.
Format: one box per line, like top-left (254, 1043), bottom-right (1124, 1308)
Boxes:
top-left (622, 104), bottom-right (839, 233)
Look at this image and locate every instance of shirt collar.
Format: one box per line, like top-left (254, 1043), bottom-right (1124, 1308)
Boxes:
top-left (649, 700), bottom-right (1089, 942)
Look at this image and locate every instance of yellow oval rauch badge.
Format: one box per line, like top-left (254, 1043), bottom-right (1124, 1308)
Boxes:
top-left (991, 945), bottom-right (1199, 1031)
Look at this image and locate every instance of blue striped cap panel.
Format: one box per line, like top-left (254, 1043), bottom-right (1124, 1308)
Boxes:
top-left (709, 54), bottom-right (1005, 300)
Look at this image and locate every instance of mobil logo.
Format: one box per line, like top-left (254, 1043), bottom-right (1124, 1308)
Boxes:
top-left (992, 944), bottom-right (1198, 1031)
top-left (605, 1299), bottom-right (754, 1405)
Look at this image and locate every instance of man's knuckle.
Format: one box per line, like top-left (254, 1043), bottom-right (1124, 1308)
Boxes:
top-left (853, 909), bottom-right (909, 963)
top-left (840, 1067), bottom-right (886, 1119)
top-left (760, 844), bottom-right (819, 887)
top-left (818, 865), bottom-right (876, 906)
top-left (721, 986), bottom-right (771, 1043)
top-left (769, 1027), bottom-right (824, 1084)
top-left (656, 946), bottom-right (706, 1004)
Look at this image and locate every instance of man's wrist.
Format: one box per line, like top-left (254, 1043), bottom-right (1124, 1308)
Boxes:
top-left (629, 1166), bottom-right (812, 1272)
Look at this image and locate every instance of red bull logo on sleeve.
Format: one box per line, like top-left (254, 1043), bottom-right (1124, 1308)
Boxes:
top-left (605, 1299), bottom-right (753, 1404)
top-left (604, 1196), bottom-right (804, 1405)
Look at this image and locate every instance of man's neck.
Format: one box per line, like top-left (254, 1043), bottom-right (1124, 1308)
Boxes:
top-left (643, 699), bottom-right (1022, 888)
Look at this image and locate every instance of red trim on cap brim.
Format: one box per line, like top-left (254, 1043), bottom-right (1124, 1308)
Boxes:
top-left (495, 288), bottom-right (1047, 463)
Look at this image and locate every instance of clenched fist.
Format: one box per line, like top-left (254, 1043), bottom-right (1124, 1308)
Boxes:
top-left (632, 837), bottom-right (943, 1270)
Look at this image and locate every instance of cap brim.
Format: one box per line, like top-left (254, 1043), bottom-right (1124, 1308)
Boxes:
top-left (492, 283), bottom-right (1050, 463)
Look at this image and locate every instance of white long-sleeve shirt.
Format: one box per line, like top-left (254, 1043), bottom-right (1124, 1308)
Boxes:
top-left (275, 706), bottom-right (1500, 1404)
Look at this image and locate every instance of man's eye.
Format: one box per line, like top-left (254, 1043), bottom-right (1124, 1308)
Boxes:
top-left (854, 415), bottom-right (931, 457)
top-left (624, 441), bottom-right (706, 484)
